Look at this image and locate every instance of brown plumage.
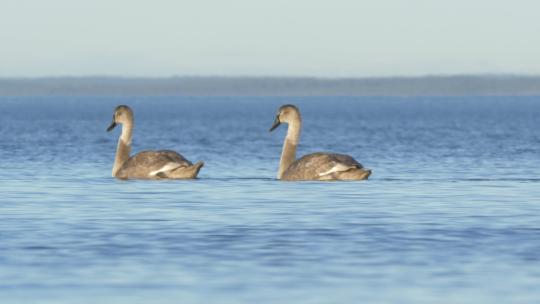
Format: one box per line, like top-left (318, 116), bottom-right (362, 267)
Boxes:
top-left (107, 105), bottom-right (204, 180)
top-left (270, 104), bottom-right (371, 181)
top-left (116, 151), bottom-right (204, 180)
top-left (282, 153), bottom-right (370, 181)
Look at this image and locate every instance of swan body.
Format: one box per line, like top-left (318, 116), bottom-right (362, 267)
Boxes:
top-left (115, 150), bottom-right (203, 180)
top-left (270, 104), bottom-right (371, 181)
top-left (107, 105), bottom-right (203, 180)
top-left (282, 152), bottom-right (371, 181)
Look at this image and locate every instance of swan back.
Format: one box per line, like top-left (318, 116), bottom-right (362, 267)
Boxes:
top-left (116, 150), bottom-right (194, 179)
top-left (282, 152), bottom-right (370, 181)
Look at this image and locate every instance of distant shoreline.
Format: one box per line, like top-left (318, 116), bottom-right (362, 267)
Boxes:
top-left (2, 75), bottom-right (540, 97)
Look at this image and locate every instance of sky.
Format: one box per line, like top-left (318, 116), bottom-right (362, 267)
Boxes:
top-left (1, 0), bottom-right (539, 77)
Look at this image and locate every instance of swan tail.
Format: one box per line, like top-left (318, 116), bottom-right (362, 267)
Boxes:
top-left (335, 167), bottom-right (372, 181)
top-left (166, 161), bottom-right (204, 179)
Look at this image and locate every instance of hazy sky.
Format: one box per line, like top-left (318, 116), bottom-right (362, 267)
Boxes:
top-left (1, 0), bottom-right (539, 77)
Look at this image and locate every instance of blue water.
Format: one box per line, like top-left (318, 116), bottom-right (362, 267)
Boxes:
top-left (1, 96), bottom-right (539, 304)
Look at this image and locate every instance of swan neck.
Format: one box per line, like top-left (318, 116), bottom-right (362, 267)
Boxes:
top-left (278, 121), bottom-right (301, 179)
top-left (112, 121), bottom-right (132, 177)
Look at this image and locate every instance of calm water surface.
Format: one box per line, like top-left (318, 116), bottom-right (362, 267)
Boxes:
top-left (1, 96), bottom-right (539, 303)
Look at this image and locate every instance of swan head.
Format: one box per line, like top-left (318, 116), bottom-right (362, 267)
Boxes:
top-left (107, 105), bottom-right (134, 131)
top-left (269, 104), bottom-right (301, 132)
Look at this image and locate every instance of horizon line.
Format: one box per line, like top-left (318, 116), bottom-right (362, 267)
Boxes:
top-left (2, 73), bottom-right (540, 80)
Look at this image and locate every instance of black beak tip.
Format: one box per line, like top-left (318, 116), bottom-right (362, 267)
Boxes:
top-left (269, 117), bottom-right (280, 132)
top-left (269, 123), bottom-right (280, 132)
top-left (106, 122), bottom-right (117, 132)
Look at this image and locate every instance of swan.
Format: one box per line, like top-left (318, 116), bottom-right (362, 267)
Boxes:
top-left (269, 104), bottom-right (371, 181)
top-left (106, 105), bottom-right (204, 179)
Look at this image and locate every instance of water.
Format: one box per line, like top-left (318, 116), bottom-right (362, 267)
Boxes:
top-left (1, 96), bottom-right (539, 303)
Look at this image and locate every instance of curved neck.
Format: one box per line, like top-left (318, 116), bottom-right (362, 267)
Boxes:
top-left (278, 120), bottom-right (301, 179)
top-left (112, 120), bottom-right (133, 177)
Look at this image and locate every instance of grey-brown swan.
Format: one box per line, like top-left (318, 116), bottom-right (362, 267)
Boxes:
top-left (107, 105), bottom-right (203, 179)
top-left (269, 104), bottom-right (371, 181)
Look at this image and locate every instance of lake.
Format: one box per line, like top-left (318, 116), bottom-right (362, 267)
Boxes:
top-left (1, 96), bottom-right (539, 303)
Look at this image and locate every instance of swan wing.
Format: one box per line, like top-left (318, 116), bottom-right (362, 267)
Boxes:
top-left (117, 150), bottom-right (193, 179)
top-left (282, 153), bottom-right (362, 180)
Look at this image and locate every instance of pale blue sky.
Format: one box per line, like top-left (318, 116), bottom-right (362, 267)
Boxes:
top-left (1, 0), bottom-right (539, 77)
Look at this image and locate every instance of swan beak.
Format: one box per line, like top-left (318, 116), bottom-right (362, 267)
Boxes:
top-left (106, 121), bottom-right (117, 132)
top-left (269, 116), bottom-right (281, 132)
